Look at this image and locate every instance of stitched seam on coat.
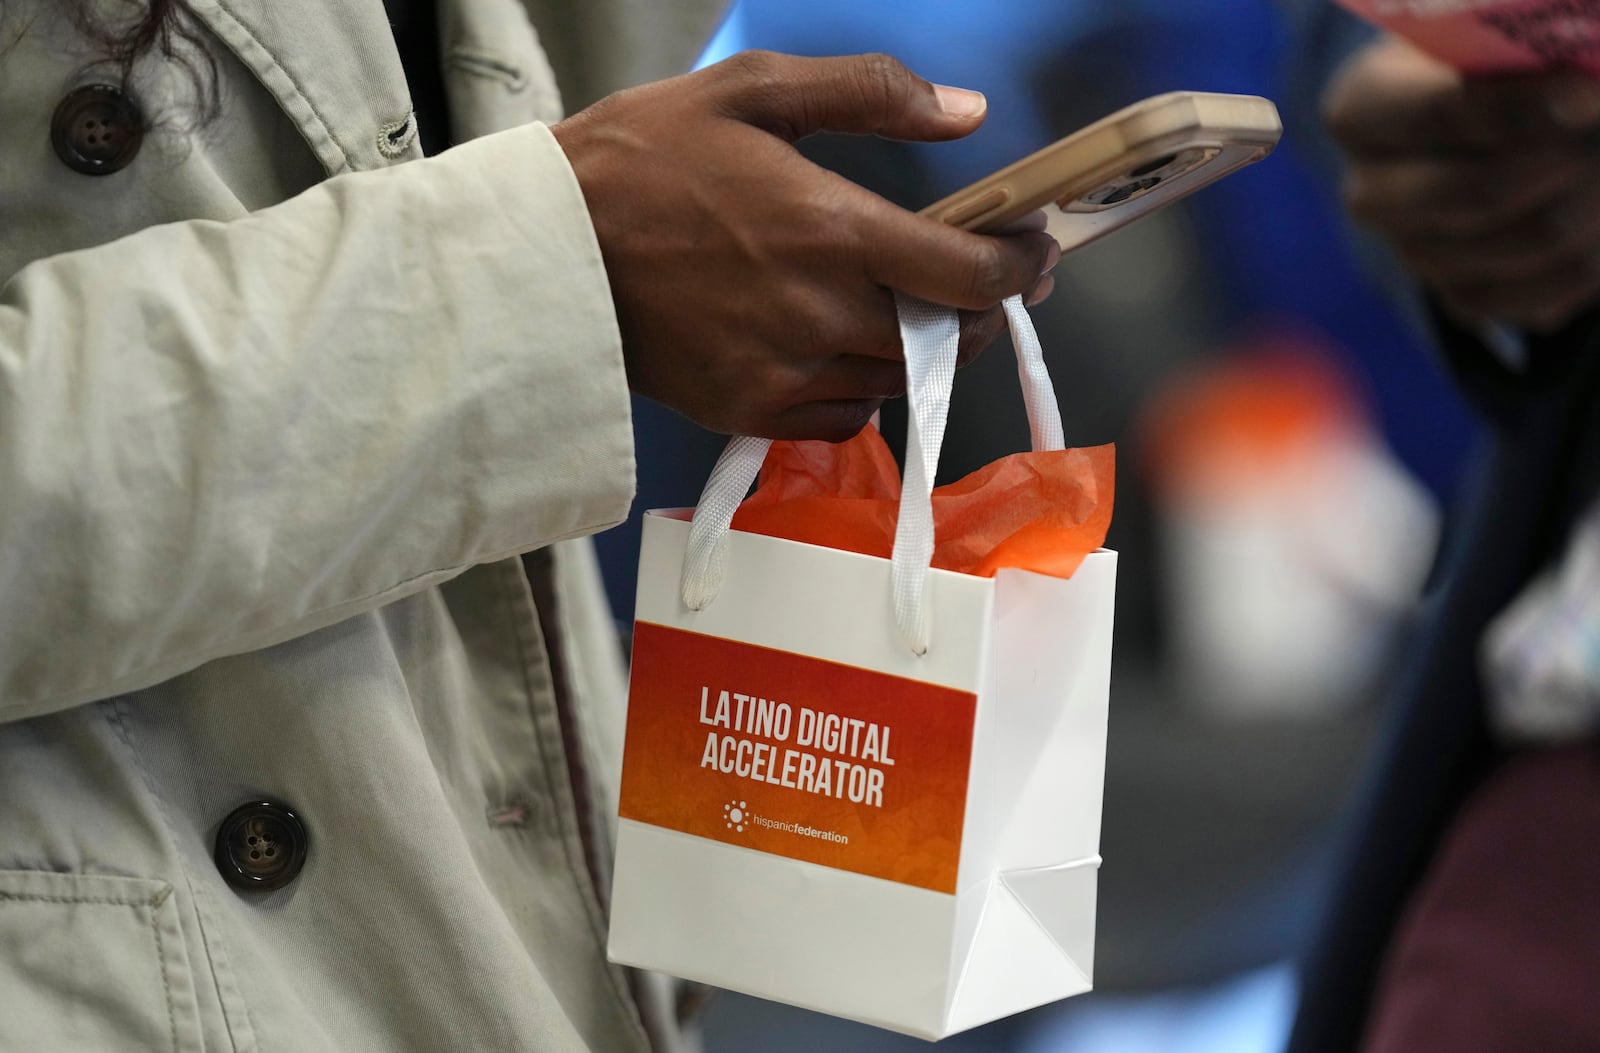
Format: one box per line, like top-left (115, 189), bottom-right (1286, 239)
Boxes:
top-left (105, 699), bottom-right (260, 1053)
top-left (145, 897), bottom-right (181, 1053)
top-left (0, 893), bottom-right (160, 906)
top-left (185, 886), bottom-right (255, 1053)
top-left (491, 561), bottom-right (651, 1048)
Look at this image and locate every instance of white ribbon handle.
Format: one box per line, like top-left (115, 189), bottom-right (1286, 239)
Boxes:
top-left (888, 294), bottom-right (960, 655)
top-left (680, 435), bottom-right (772, 613)
top-left (681, 293), bottom-right (1063, 655)
top-left (1007, 295), bottom-right (1066, 454)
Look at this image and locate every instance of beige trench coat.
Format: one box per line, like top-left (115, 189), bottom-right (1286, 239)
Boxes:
top-left (0, 0), bottom-right (722, 1049)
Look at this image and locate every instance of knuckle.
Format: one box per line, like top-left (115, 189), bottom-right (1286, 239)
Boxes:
top-left (726, 49), bottom-right (780, 84)
top-left (718, 50), bottom-right (792, 129)
top-left (796, 313), bottom-right (839, 361)
top-left (963, 241), bottom-right (1011, 305)
top-left (856, 52), bottom-right (909, 90)
top-left (851, 52), bottom-right (912, 116)
top-left (791, 288), bottom-right (848, 350)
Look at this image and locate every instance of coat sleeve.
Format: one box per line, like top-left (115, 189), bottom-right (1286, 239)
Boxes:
top-left (0, 121), bottom-right (635, 722)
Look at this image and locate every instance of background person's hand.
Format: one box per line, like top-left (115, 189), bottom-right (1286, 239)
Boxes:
top-left (1323, 35), bottom-right (1600, 333)
top-left (552, 51), bottom-right (1060, 440)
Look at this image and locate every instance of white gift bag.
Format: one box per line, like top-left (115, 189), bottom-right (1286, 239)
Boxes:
top-left (608, 295), bottom-right (1116, 1040)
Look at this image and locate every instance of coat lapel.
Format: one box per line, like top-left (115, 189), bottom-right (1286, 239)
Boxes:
top-left (187, 0), bottom-right (421, 174)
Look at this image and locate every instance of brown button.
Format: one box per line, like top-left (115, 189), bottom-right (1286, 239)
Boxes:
top-left (51, 84), bottom-right (144, 176)
top-left (214, 800), bottom-right (309, 892)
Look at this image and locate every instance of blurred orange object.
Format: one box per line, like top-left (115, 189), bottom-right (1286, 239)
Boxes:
top-left (730, 426), bottom-right (1115, 581)
top-left (1141, 334), bottom-right (1364, 501)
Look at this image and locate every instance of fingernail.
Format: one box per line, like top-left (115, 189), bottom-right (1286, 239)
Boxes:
top-left (1044, 239), bottom-right (1062, 274)
top-left (1026, 274), bottom-right (1055, 307)
top-left (933, 84), bottom-right (987, 119)
top-left (1548, 79), bottom-right (1600, 129)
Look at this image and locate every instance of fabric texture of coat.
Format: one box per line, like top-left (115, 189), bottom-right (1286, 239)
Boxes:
top-left (0, 0), bottom-right (722, 1049)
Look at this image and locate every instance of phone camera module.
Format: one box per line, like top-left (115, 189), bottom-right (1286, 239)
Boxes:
top-left (1098, 175), bottom-right (1162, 205)
top-left (1061, 145), bottom-right (1222, 213)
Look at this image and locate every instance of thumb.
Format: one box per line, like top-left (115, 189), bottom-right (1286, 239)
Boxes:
top-left (711, 51), bottom-right (987, 143)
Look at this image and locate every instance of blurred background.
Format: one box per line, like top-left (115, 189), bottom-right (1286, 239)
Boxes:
top-left (560, 0), bottom-right (1484, 1049)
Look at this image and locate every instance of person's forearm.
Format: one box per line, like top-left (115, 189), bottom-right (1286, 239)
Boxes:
top-left (0, 123), bottom-right (633, 721)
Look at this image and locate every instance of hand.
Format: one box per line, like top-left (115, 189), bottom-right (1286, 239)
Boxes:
top-left (1324, 36), bottom-right (1600, 332)
top-left (552, 51), bottom-right (1060, 440)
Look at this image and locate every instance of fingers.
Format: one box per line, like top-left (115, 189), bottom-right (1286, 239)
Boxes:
top-left (771, 285), bottom-right (1056, 439)
top-left (952, 277), bottom-right (1057, 369)
top-left (1325, 35), bottom-right (1600, 330)
top-left (995, 209), bottom-right (1051, 235)
top-left (957, 306), bottom-right (1009, 368)
top-left (1391, 183), bottom-right (1600, 330)
top-left (1026, 273), bottom-right (1056, 307)
top-left (1389, 172), bottom-right (1600, 279)
top-left (798, 355), bottom-right (909, 402)
top-left (1433, 254), bottom-right (1600, 332)
top-left (807, 271), bottom-right (1052, 393)
top-left (710, 50), bottom-right (987, 144)
top-left (1343, 146), bottom-right (1598, 239)
top-left (768, 399), bottom-right (885, 443)
top-left (857, 196), bottom-right (1062, 310)
top-left (563, 47), bottom-right (1065, 441)
top-left (1325, 36), bottom-right (1600, 156)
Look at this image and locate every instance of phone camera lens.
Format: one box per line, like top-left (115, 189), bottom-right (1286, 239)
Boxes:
top-left (1129, 153), bottom-right (1177, 177)
top-left (1100, 175), bottom-right (1162, 205)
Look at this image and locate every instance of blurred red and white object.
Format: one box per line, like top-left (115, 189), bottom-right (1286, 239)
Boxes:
top-left (1142, 327), bottom-right (1438, 716)
top-left (1335, 0), bottom-right (1600, 76)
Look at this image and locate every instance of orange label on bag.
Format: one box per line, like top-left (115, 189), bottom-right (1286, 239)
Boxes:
top-left (619, 622), bottom-right (977, 895)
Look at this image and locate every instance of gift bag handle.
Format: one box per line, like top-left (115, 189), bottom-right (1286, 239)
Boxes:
top-left (680, 294), bottom-right (1063, 655)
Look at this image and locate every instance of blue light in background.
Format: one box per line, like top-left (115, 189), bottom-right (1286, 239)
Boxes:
top-left (1017, 964), bottom-right (1297, 1053)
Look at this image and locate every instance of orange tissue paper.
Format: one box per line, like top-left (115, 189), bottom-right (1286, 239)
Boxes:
top-left (729, 425), bottom-right (1115, 581)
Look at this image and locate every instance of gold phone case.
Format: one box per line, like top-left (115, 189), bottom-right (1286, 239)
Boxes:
top-left (920, 91), bottom-right (1282, 251)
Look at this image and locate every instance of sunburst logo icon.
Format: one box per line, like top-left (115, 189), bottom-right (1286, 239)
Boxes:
top-left (724, 800), bottom-right (747, 832)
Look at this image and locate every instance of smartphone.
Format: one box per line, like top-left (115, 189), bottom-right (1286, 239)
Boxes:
top-left (921, 91), bottom-right (1282, 251)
